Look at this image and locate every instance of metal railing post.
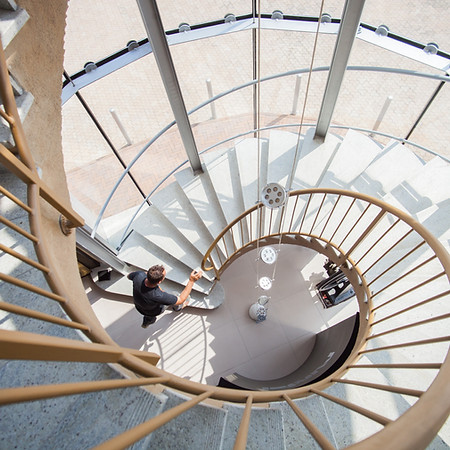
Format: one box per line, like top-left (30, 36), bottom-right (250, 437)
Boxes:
top-left (291, 74), bottom-right (302, 115)
top-left (110, 108), bottom-right (132, 145)
top-left (370, 95), bottom-right (393, 135)
top-left (206, 79), bottom-right (217, 119)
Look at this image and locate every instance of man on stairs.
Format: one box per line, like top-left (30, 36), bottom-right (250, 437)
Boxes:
top-left (128, 265), bottom-right (203, 328)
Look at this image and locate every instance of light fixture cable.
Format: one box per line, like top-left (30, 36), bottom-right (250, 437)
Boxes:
top-left (289, 0), bottom-right (327, 187)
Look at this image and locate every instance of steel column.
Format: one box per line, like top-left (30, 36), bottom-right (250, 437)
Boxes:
top-left (315, 0), bottom-right (366, 139)
top-left (136, 0), bottom-right (202, 174)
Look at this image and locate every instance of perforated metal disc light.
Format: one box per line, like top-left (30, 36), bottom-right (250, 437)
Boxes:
top-left (260, 246), bottom-right (277, 265)
top-left (258, 276), bottom-right (273, 291)
top-left (261, 182), bottom-right (287, 209)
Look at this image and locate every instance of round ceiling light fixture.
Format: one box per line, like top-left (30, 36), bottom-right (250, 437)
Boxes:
top-left (258, 276), bottom-right (273, 291)
top-left (260, 246), bottom-right (277, 265)
top-left (261, 182), bottom-right (287, 209)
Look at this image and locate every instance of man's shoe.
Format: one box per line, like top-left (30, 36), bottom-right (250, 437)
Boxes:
top-left (141, 316), bottom-right (156, 328)
top-left (172, 304), bottom-right (183, 312)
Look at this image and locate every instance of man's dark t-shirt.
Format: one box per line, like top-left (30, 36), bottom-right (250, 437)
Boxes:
top-left (128, 271), bottom-right (177, 317)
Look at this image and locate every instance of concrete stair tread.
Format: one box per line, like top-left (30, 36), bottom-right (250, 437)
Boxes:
top-left (150, 181), bottom-right (214, 255)
top-left (267, 129), bottom-right (300, 189)
top-left (149, 390), bottom-right (226, 449)
top-left (279, 395), bottom-right (336, 449)
top-left (222, 403), bottom-right (285, 450)
top-left (0, 90), bottom-right (34, 148)
top-left (320, 129), bottom-right (383, 189)
top-left (291, 129), bottom-right (342, 189)
top-left (202, 147), bottom-right (246, 224)
top-left (45, 381), bottom-right (166, 449)
top-left (118, 230), bottom-right (213, 293)
top-left (175, 165), bottom-right (228, 238)
top-left (414, 202), bottom-right (450, 251)
top-left (352, 142), bottom-right (425, 198)
top-left (388, 156), bottom-right (450, 214)
top-left (234, 137), bottom-right (269, 210)
top-left (321, 382), bottom-right (384, 447)
top-left (0, 6), bottom-right (28, 49)
top-left (131, 204), bottom-right (212, 280)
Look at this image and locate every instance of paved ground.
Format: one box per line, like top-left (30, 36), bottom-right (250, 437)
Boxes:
top-left (62, 1), bottom-right (450, 221)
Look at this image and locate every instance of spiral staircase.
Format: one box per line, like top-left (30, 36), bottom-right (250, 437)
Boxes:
top-left (1, 1), bottom-right (450, 449)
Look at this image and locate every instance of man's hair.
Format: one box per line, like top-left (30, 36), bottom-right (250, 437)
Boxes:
top-left (147, 265), bottom-right (165, 284)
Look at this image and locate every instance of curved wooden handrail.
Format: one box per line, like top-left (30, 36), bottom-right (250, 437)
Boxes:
top-left (202, 187), bottom-right (450, 279)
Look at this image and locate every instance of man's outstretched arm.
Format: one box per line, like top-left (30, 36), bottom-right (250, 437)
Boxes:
top-left (175, 270), bottom-right (203, 305)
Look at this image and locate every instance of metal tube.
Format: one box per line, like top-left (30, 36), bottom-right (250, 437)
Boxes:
top-left (355, 218), bottom-right (400, 266)
top-left (362, 228), bottom-right (414, 276)
top-left (0, 215), bottom-right (38, 242)
top-left (319, 194), bottom-right (341, 238)
top-left (315, 0), bottom-right (366, 139)
top-left (371, 256), bottom-right (439, 296)
top-left (136, 0), bottom-right (202, 174)
top-left (0, 243), bottom-right (49, 272)
top-left (405, 81), bottom-right (445, 141)
top-left (338, 202), bottom-right (371, 248)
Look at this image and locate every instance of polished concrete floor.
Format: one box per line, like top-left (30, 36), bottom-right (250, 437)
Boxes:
top-left (87, 244), bottom-right (358, 385)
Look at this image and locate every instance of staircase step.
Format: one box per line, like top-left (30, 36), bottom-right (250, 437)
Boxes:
top-left (131, 204), bottom-right (214, 280)
top-left (320, 129), bottom-right (383, 189)
top-left (150, 181), bottom-right (215, 256)
top-left (175, 165), bottom-right (234, 262)
top-left (414, 202), bottom-right (450, 251)
top-left (46, 380), bottom-right (166, 450)
top-left (203, 147), bottom-right (246, 224)
top-left (118, 230), bottom-right (213, 294)
top-left (0, 6), bottom-right (29, 49)
top-left (175, 165), bottom-right (228, 238)
top-left (388, 156), bottom-right (450, 214)
top-left (234, 137), bottom-right (269, 210)
top-left (320, 382), bottom-right (384, 447)
top-left (291, 128), bottom-right (342, 189)
top-left (222, 403), bottom-right (285, 450)
top-left (267, 129), bottom-right (299, 189)
top-left (278, 395), bottom-right (337, 449)
top-left (0, 90), bottom-right (34, 149)
top-left (351, 141), bottom-right (425, 198)
top-left (148, 389), bottom-right (226, 449)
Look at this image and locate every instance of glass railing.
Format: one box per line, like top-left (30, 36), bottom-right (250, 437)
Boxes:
top-left (83, 65), bottom-right (448, 244)
top-left (62, 9), bottom-right (450, 244)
